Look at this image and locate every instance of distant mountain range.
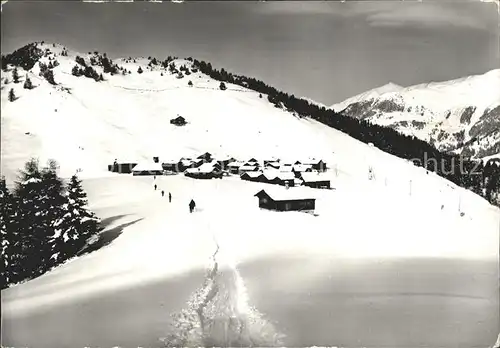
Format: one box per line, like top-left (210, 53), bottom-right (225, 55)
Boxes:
top-left (331, 70), bottom-right (500, 160)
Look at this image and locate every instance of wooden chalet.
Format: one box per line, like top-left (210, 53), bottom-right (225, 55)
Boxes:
top-left (227, 161), bottom-right (243, 174)
top-left (184, 162), bottom-right (222, 179)
top-left (292, 164), bottom-right (313, 178)
top-left (132, 162), bottom-right (164, 176)
top-left (108, 161), bottom-right (138, 174)
top-left (216, 156), bottom-right (236, 169)
top-left (240, 171), bottom-right (262, 182)
top-left (276, 172), bottom-right (295, 187)
top-left (305, 159), bottom-right (327, 172)
top-left (254, 188), bottom-right (315, 212)
top-left (162, 159), bottom-right (181, 172)
top-left (300, 172), bottom-right (331, 189)
top-left (258, 171), bottom-right (282, 185)
top-left (264, 161), bottom-right (280, 169)
top-left (197, 152), bottom-right (212, 162)
top-left (239, 164), bottom-right (259, 173)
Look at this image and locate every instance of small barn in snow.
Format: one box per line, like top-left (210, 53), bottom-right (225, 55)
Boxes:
top-left (170, 116), bottom-right (187, 126)
top-left (254, 188), bottom-right (315, 212)
top-left (132, 162), bottom-right (164, 176)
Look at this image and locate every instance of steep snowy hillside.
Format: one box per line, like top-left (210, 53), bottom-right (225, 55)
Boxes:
top-left (331, 70), bottom-right (500, 160)
top-left (1, 43), bottom-right (337, 182)
top-left (0, 42), bottom-right (457, 185)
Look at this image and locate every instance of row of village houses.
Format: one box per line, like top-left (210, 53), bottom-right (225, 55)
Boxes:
top-left (109, 152), bottom-right (331, 189)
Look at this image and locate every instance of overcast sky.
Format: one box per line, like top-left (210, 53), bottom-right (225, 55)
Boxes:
top-left (1, 1), bottom-right (498, 104)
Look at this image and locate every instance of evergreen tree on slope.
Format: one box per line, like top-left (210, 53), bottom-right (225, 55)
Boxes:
top-left (52, 174), bottom-right (101, 262)
top-left (0, 176), bottom-right (20, 288)
top-left (13, 158), bottom-right (50, 279)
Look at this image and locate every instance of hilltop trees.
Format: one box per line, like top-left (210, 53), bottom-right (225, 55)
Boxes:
top-left (2, 43), bottom-right (43, 70)
top-left (1, 159), bottom-right (102, 289)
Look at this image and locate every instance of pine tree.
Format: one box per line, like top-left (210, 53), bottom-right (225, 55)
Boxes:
top-left (1, 176), bottom-right (19, 288)
top-left (8, 88), bottom-right (16, 102)
top-left (14, 158), bottom-right (48, 279)
top-left (188, 80), bottom-right (193, 87)
top-left (72, 65), bottom-right (81, 77)
top-left (52, 174), bottom-right (101, 262)
top-left (219, 82), bottom-right (227, 91)
top-left (12, 67), bottom-right (20, 83)
top-left (137, 66), bottom-right (143, 74)
top-left (43, 69), bottom-right (56, 85)
top-left (23, 76), bottom-right (33, 90)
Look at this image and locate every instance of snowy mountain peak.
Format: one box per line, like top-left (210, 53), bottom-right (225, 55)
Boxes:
top-left (331, 69), bottom-right (500, 160)
top-left (332, 82), bottom-right (404, 113)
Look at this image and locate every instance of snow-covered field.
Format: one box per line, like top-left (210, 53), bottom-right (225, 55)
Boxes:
top-left (1, 43), bottom-right (499, 347)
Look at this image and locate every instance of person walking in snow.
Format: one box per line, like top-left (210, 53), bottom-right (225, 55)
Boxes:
top-left (161, 190), bottom-right (165, 197)
top-left (154, 184), bottom-right (157, 191)
top-left (169, 192), bottom-right (172, 203)
top-left (189, 199), bottom-right (196, 213)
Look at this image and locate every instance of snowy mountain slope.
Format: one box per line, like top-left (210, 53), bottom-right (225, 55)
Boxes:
top-left (0, 43), bottom-right (457, 185)
top-left (1, 42), bottom-right (499, 347)
top-left (331, 70), bottom-right (500, 160)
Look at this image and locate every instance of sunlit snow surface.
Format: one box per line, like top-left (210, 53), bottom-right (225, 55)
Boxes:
top-left (1, 44), bottom-right (499, 347)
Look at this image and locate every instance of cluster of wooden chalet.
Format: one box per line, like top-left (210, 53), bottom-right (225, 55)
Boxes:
top-left (108, 152), bottom-right (330, 189)
top-left (108, 152), bottom-right (327, 212)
